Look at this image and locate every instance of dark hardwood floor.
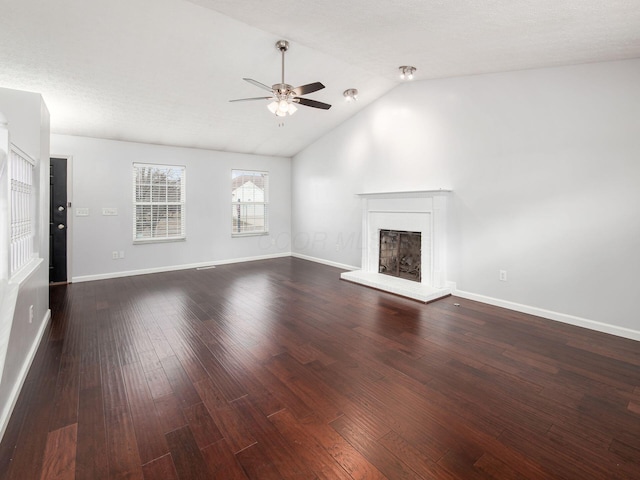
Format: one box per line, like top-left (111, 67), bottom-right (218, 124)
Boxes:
top-left (0, 257), bottom-right (639, 479)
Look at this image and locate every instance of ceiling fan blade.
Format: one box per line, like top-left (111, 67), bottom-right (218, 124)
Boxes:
top-left (295, 97), bottom-right (332, 110)
top-left (243, 78), bottom-right (273, 92)
top-left (291, 82), bottom-right (325, 96)
top-left (229, 96), bottom-right (272, 103)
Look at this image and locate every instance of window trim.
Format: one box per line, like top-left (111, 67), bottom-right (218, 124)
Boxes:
top-left (133, 162), bottom-right (186, 244)
top-left (231, 169), bottom-right (269, 237)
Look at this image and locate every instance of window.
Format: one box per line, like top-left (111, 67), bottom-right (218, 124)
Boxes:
top-left (232, 170), bottom-right (268, 236)
top-left (9, 145), bottom-right (36, 275)
top-left (133, 163), bottom-right (185, 242)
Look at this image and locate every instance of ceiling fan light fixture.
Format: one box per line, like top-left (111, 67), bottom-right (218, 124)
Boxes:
top-left (278, 99), bottom-right (290, 114)
top-left (399, 66), bottom-right (416, 80)
top-left (267, 100), bottom-right (279, 114)
top-left (343, 88), bottom-right (358, 102)
top-left (268, 98), bottom-right (297, 116)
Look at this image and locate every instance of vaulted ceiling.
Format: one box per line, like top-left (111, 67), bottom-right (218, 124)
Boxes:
top-left (1, 0), bottom-right (639, 157)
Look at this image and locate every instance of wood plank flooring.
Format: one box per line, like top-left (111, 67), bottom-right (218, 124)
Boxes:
top-left (1, 257), bottom-right (639, 479)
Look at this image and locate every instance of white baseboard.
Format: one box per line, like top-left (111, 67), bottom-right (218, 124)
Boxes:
top-left (212, 252), bottom-right (291, 266)
top-left (71, 252), bottom-right (292, 283)
top-left (291, 252), bottom-right (358, 271)
top-left (0, 308), bottom-right (51, 443)
top-left (454, 289), bottom-right (640, 342)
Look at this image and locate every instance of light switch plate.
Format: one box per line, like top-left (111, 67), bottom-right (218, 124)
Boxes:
top-left (76, 207), bottom-right (89, 216)
top-left (102, 207), bottom-right (118, 216)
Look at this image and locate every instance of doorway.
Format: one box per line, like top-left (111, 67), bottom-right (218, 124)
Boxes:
top-left (50, 157), bottom-right (68, 283)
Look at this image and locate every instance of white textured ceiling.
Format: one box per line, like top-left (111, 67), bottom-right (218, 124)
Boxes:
top-left (1, 0), bottom-right (639, 157)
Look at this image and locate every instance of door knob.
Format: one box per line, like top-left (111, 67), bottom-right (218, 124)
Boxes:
top-left (58, 205), bottom-right (65, 211)
top-left (57, 224), bottom-right (65, 230)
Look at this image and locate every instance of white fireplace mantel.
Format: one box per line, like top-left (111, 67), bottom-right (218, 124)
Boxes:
top-left (341, 189), bottom-right (452, 302)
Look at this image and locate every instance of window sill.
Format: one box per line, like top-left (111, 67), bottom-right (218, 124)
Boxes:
top-left (231, 232), bottom-right (269, 238)
top-left (133, 237), bottom-right (186, 245)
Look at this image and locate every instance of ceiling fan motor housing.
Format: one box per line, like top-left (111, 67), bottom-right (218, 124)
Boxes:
top-left (273, 83), bottom-right (294, 95)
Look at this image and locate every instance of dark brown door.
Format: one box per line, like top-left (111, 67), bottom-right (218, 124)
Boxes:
top-left (50, 157), bottom-right (67, 283)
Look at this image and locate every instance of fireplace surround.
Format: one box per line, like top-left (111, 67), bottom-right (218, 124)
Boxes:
top-left (340, 189), bottom-right (451, 302)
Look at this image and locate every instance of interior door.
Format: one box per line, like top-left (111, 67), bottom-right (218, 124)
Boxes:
top-left (50, 157), bottom-right (68, 283)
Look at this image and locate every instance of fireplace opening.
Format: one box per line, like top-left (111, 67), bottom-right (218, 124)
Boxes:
top-left (378, 229), bottom-right (421, 282)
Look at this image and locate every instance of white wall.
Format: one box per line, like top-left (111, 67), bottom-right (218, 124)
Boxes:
top-left (50, 135), bottom-right (291, 280)
top-left (0, 87), bottom-right (50, 440)
top-left (292, 59), bottom-right (640, 338)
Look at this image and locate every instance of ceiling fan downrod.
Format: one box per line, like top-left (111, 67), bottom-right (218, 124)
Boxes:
top-left (275, 40), bottom-right (289, 85)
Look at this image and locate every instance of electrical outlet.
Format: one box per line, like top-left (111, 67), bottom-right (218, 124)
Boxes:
top-left (112, 251), bottom-right (119, 259)
top-left (499, 270), bottom-right (507, 282)
top-left (119, 251), bottom-right (125, 259)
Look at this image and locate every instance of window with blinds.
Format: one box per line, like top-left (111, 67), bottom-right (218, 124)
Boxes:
top-left (9, 145), bottom-right (36, 275)
top-left (133, 163), bottom-right (185, 242)
top-left (231, 170), bottom-right (268, 236)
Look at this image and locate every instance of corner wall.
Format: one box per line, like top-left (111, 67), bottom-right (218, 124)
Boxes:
top-left (0, 87), bottom-right (50, 441)
top-left (50, 135), bottom-right (292, 281)
top-left (291, 59), bottom-right (640, 339)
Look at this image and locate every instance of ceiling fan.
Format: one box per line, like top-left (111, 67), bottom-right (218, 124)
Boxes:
top-left (230, 40), bottom-right (331, 117)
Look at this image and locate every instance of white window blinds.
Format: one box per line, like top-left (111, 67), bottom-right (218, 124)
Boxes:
top-left (133, 163), bottom-right (185, 242)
